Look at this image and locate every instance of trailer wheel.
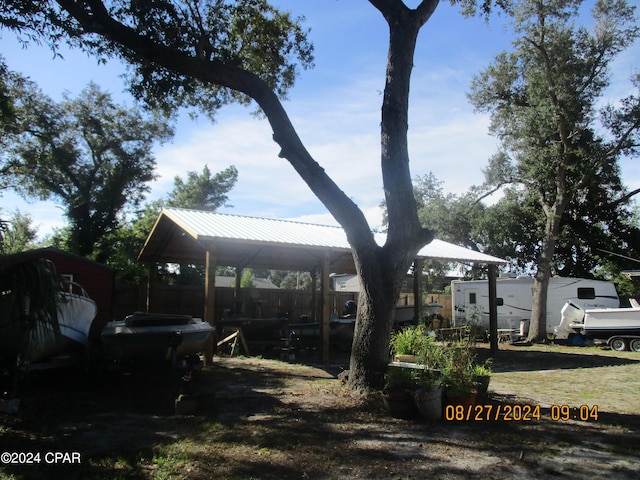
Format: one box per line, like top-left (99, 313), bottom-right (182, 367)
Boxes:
top-left (610, 337), bottom-right (627, 352)
top-left (629, 339), bottom-right (640, 353)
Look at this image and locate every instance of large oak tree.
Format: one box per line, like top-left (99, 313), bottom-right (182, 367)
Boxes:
top-left (468, 0), bottom-right (640, 341)
top-left (1, 79), bottom-right (173, 262)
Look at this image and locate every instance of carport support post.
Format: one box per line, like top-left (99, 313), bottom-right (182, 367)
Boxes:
top-left (145, 263), bottom-right (155, 312)
top-left (489, 264), bottom-right (498, 353)
top-left (204, 249), bottom-right (217, 364)
top-left (310, 268), bottom-right (318, 322)
top-left (413, 259), bottom-right (424, 323)
top-left (321, 253), bottom-right (331, 362)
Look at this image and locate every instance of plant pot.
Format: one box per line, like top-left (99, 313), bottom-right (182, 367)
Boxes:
top-left (474, 375), bottom-right (491, 396)
top-left (394, 354), bottom-right (419, 363)
top-left (382, 390), bottom-right (418, 418)
top-left (446, 389), bottom-right (478, 408)
top-left (414, 386), bottom-right (443, 420)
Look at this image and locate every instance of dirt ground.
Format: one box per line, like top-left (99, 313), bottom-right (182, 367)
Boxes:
top-left (1, 342), bottom-right (640, 479)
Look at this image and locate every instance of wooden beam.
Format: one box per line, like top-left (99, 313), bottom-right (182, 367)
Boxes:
top-left (146, 263), bottom-right (154, 313)
top-left (488, 264), bottom-right (498, 354)
top-left (217, 328), bottom-right (250, 357)
top-left (204, 249), bottom-right (217, 364)
top-left (310, 267), bottom-right (318, 322)
top-left (413, 259), bottom-right (424, 323)
top-left (321, 252), bottom-right (331, 361)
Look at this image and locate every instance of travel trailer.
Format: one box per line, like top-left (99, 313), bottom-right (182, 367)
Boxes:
top-left (451, 276), bottom-right (619, 337)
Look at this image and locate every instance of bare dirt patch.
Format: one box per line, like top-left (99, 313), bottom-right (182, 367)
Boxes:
top-left (2, 343), bottom-right (640, 479)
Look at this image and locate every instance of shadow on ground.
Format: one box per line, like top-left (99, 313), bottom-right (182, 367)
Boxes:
top-left (1, 350), bottom-right (639, 479)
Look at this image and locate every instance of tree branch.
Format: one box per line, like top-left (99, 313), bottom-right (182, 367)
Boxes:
top-left (55, 0), bottom-right (374, 243)
top-left (607, 187), bottom-right (640, 209)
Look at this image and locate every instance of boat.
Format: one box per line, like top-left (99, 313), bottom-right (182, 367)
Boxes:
top-left (0, 259), bottom-right (98, 365)
top-left (554, 301), bottom-right (640, 351)
top-left (395, 301), bottom-right (443, 325)
top-left (100, 312), bottom-right (214, 364)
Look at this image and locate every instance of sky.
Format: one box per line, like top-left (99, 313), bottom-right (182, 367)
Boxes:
top-left (1, 0), bottom-right (639, 240)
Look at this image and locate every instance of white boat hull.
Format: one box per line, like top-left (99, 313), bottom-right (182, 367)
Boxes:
top-left (582, 307), bottom-right (640, 339)
top-left (554, 301), bottom-right (640, 342)
top-left (0, 290), bottom-right (97, 363)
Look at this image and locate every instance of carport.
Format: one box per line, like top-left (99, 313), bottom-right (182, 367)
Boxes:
top-left (138, 208), bottom-right (508, 360)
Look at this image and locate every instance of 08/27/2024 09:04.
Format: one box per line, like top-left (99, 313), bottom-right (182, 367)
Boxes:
top-left (445, 404), bottom-right (599, 422)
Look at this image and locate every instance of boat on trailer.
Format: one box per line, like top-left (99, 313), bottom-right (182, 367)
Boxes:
top-left (100, 312), bottom-right (214, 365)
top-left (554, 300), bottom-right (640, 352)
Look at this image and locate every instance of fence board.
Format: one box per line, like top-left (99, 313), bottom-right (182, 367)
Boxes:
top-left (112, 285), bottom-right (451, 324)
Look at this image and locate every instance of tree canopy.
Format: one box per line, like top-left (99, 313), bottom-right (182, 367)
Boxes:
top-left (0, 78), bottom-right (173, 261)
top-left (468, 0), bottom-right (640, 340)
top-left (166, 164), bottom-right (238, 211)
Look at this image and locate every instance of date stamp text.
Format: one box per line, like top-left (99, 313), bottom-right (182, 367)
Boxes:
top-left (445, 404), bottom-right (599, 422)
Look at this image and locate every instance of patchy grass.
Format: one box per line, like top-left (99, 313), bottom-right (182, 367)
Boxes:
top-left (1, 344), bottom-right (640, 479)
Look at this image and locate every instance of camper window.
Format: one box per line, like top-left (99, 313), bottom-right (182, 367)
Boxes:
top-left (469, 292), bottom-right (477, 304)
top-left (496, 298), bottom-right (504, 306)
top-left (577, 287), bottom-right (596, 299)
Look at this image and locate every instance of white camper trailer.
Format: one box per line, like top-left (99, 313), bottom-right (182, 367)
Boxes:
top-left (451, 276), bottom-right (619, 337)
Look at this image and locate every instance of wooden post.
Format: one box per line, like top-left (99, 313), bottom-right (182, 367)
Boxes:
top-left (146, 263), bottom-right (154, 313)
top-left (234, 266), bottom-right (242, 314)
top-left (413, 258), bottom-right (424, 324)
top-left (234, 267), bottom-right (242, 294)
top-left (488, 264), bottom-right (498, 354)
top-left (310, 268), bottom-right (318, 322)
top-left (321, 252), bottom-right (331, 362)
top-left (204, 249), bottom-right (217, 364)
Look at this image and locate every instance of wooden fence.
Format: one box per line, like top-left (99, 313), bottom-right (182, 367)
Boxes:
top-left (112, 284), bottom-right (452, 324)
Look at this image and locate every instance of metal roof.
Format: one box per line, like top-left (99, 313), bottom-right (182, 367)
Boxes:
top-left (138, 207), bottom-right (507, 271)
top-left (161, 208), bottom-right (352, 249)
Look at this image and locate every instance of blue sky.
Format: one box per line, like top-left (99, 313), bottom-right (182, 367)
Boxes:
top-left (1, 0), bottom-right (639, 239)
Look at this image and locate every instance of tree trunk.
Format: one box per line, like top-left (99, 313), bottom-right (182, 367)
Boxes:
top-left (347, 241), bottom-right (418, 391)
top-left (345, 3), bottom-right (437, 391)
top-left (528, 205), bottom-right (563, 342)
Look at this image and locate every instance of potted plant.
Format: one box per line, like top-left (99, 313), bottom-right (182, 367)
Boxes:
top-left (413, 365), bottom-right (444, 420)
top-left (473, 359), bottom-right (492, 396)
top-left (390, 324), bottom-right (430, 363)
top-left (442, 341), bottom-right (478, 407)
top-left (382, 366), bottom-right (418, 417)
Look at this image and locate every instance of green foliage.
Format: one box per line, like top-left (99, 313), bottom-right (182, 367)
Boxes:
top-left (0, 56), bottom-right (15, 129)
top-left (102, 203), bottom-right (162, 284)
top-left (473, 358), bottom-right (492, 377)
top-left (104, 162), bottom-right (238, 283)
top-left (468, 0), bottom-right (640, 244)
top-left (390, 324), bottom-right (431, 357)
top-left (0, 1), bottom-right (314, 120)
top-left (240, 269), bottom-right (256, 288)
top-left (273, 270), bottom-right (313, 290)
top-left (440, 341), bottom-right (478, 397)
top-left (0, 210), bottom-right (38, 254)
top-left (166, 165), bottom-right (238, 211)
top-left (389, 325), bottom-right (486, 393)
top-left (0, 258), bottom-right (63, 362)
top-left (2, 80), bottom-right (173, 261)
top-left (384, 365), bottom-right (418, 392)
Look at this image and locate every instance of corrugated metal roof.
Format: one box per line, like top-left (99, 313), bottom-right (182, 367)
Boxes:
top-left (162, 208), bottom-right (507, 265)
top-left (418, 239), bottom-right (507, 264)
top-left (164, 208), bottom-right (351, 249)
